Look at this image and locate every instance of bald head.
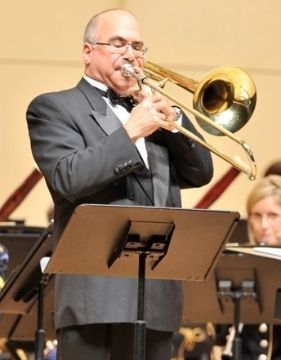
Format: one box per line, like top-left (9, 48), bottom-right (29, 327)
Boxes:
top-left (83, 9), bottom-right (139, 44)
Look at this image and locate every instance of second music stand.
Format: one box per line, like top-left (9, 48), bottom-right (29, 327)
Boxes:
top-left (0, 223), bottom-right (55, 360)
top-left (182, 249), bottom-right (281, 359)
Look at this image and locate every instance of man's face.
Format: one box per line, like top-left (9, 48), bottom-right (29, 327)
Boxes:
top-left (249, 195), bottom-right (281, 246)
top-left (83, 11), bottom-right (145, 95)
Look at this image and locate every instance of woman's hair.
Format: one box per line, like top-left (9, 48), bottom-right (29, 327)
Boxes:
top-left (246, 175), bottom-right (281, 243)
top-left (264, 160), bottom-right (281, 177)
top-left (246, 175), bottom-right (281, 215)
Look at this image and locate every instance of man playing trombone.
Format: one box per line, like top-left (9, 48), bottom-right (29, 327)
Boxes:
top-left (26, 8), bottom-right (213, 360)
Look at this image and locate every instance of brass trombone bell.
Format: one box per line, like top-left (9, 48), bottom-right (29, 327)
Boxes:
top-left (122, 62), bottom-right (257, 180)
top-left (144, 62), bottom-right (257, 136)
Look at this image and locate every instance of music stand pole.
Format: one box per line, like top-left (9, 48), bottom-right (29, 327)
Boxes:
top-left (134, 253), bottom-right (147, 360)
top-left (34, 275), bottom-right (49, 360)
top-left (218, 279), bottom-right (257, 360)
top-left (232, 298), bottom-right (242, 360)
top-left (107, 222), bottom-right (175, 360)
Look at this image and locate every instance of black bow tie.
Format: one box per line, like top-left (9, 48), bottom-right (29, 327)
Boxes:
top-left (94, 87), bottom-right (135, 112)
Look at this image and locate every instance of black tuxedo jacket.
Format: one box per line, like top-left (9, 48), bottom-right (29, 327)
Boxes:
top-left (26, 78), bottom-right (213, 332)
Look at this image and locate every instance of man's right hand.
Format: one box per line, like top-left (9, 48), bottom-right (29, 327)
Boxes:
top-left (124, 93), bottom-right (176, 142)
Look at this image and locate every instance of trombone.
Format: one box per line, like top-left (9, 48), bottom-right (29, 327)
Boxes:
top-left (122, 62), bottom-right (257, 180)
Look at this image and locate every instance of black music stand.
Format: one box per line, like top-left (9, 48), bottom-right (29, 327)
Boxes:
top-left (0, 224), bottom-right (44, 279)
top-left (182, 249), bottom-right (281, 359)
top-left (44, 204), bottom-right (239, 360)
top-left (0, 223), bottom-right (55, 360)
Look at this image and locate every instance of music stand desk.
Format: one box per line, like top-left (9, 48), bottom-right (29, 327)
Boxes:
top-left (182, 249), bottom-right (281, 325)
top-left (45, 204), bottom-right (239, 281)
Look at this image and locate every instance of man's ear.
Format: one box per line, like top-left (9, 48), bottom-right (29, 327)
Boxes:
top-left (83, 43), bottom-right (93, 65)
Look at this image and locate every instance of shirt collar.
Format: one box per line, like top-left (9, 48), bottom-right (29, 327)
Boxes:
top-left (84, 76), bottom-right (108, 92)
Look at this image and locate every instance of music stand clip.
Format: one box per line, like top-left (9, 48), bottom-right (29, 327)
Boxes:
top-left (108, 220), bottom-right (175, 270)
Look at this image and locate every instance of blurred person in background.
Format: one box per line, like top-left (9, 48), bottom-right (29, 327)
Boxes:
top-left (263, 160), bottom-right (281, 177)
top-left (216, 175), bottom-right (281, 360)
top-left (240, 175), bottom-right (281, 359)
top-left (247, 175), bottom-right (281, 247)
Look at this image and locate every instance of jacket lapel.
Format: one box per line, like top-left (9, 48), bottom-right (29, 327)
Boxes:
top-left (90, 108), bottom-right (122, 135)
top-left (77, 78), bottom-right (122, 135)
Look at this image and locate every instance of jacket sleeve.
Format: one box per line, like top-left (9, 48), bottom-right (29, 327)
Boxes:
top-left (150, 112), bottom-right (214, 188)
top-left (26, 92), bottom-right (144, 203)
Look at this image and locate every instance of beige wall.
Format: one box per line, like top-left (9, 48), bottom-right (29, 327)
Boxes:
top-left (1, 0), bottom-right (280, 227)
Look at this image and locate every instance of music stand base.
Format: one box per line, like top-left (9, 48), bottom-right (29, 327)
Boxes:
top-left (35, 329), bottom-right (45, 360)
top-left (134, 320), bottom-right (146, 360)
top-left (233, 337), bottom-right (242, 360)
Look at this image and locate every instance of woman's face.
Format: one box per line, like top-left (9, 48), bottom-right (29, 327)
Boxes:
top-left (249, 195), bottom-right (281, 246)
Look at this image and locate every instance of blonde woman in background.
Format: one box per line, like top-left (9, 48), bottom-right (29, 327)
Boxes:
top-left (225, 175), bottom-right (281, 360)
top-left (247, 175), bottom-right (281, 247)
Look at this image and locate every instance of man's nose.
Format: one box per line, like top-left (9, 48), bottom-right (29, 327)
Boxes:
top-left (124, 44), bottom-right (135, 59)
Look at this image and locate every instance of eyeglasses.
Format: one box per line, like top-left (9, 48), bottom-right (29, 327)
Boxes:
top-left (91, 40), bottom-right (147, 57)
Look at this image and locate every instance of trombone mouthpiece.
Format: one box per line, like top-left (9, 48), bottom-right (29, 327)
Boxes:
top-left (121, 63), bottom-right (135, 77)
